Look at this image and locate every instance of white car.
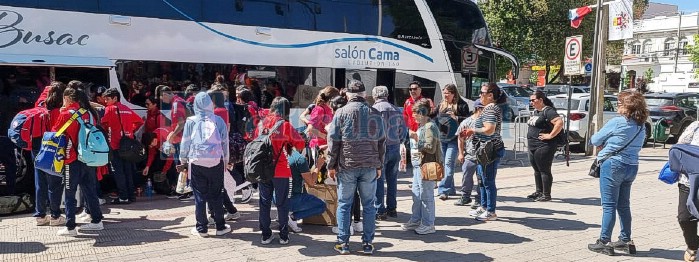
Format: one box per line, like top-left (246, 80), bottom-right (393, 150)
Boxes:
top-left (549, 94), bottom-right (620, 144)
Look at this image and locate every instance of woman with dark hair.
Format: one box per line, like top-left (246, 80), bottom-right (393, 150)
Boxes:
top-left (587, 91), bottom-right (648, 256)
top-left (461, 82), bottom-right (505, 222)
top-left (53, 87), bottom-right (104, 236)
top-left (436, 83), bottom-right (470, 200)
top-left (306, 85), bottom-right (340, 152)
top-left (255, 96), bottom-right (306, 245)
top-left (525, 91), bottom-right (563, 202)
top-left (207, 89), bottom-right (230, 132)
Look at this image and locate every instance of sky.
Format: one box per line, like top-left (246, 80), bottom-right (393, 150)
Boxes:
top-left (654, 0), bottom-right (699, 12)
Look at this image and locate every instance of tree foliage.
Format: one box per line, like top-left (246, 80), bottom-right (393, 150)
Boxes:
top-left (480, 0), bottom-right (649, 83)
top-left (690, 35), bottom-right (699, 79)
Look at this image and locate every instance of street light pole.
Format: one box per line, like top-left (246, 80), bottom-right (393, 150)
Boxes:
top-left (586, 0), bottom-right (604, 156)
top-left (674, 12), bottom-right (683, 73)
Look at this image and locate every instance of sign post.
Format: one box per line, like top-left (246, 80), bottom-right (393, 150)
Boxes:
top-left (462, 45), bottom-right (478, 71)
top-left (564, 36), bottom-right (583, 76)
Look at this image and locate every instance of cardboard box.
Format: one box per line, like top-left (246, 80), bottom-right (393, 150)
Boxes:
top-left (303, 184), bottom-right (337, 226)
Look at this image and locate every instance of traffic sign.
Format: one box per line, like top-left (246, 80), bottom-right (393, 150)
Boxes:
top-left (584, 63), bottom-right (593, 76)
top-left (462, 45), bottom-right (478, 71)
top-left (564, 36), bottom-right (583, 76)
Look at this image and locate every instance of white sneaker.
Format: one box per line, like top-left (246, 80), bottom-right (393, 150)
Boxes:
top-left (36, 216), bottom-right (50, 226)
top-left (213, 224), bottom-right (231, 236)
top-left (476, 212), bottom-right (497, 221)
top-left (288, 218), bottom-right (303, 233)
top-left (80, 221), bottom-right (104, 231)
top-left (261, 235), bottom-right (275, 245)
top-left (401, 220), bottom-right (421, 231)
top-left (98, 198), bottom-right (106, 205)
top-left (240, 187), bottom-right (254, 204)
top-left (49, 216), bottom-right (66, 226)
top-left (76, 211), bottom-right (90, 219)
top-left (279, 235), bottom-right (290, 245)
top-left (225, 212), bottom-right (241, 221)
top-left (415, 225), bottom-right (436, 235)
top-left (469, 207), bottom-right (486, 217)
top-left (352, 221), bottom-right (363, 233)
top-left (57, 228), bottom-right (77, 236)
top-left (332, 226), bottom-right (354, 235)
top-left (191, 227), bottom-right (207, 237)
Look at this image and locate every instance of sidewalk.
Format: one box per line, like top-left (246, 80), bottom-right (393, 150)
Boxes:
top-left (0, 147), bottom-right (683, 262)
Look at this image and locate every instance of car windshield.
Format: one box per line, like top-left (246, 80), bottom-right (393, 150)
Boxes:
top-left (502, 86), bottom-right (530, 97)
top-left (550, 98), bottom-right (580, 110)
top-left (645, 98), bottom-right (673, 107)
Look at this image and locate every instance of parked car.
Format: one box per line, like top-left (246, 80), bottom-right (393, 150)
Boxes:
top-left (543, 85), bottom-right (590, 96)
top-left (644, 92), bottom-right (699, 142)
top-left (550, 94), bottom-right (620, 144)
top-left (497, 83), bottom-right (530, 121)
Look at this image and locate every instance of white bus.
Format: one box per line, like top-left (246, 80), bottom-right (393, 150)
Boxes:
top-left (0, 0), bottom-right (518, 130)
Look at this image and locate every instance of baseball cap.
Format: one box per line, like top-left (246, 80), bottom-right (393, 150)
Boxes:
top-left (474, 99), bottom-right (484, 108)
top-left (346, 80), bottom-right (365, 93)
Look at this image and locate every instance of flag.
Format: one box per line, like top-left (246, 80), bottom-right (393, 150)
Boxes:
top-left (609, 0), bottom-right (633, 40)
top-left (569, 6), bottom-right (593, 28)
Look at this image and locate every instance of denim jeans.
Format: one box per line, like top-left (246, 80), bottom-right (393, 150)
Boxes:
top-left (110, 151), bottom-right (135, 201)
top-left (259, 177), bottom-right (290, 240)
top-left (599, 158), bottom-right (638, 242)
top-left (409, 159), bottom-right (436, 226)
top-left (460, 159), bottom-right (478, 196)
top-left (64, 161), bottom-right (103, 230)
top-left (32, 150), bottom-right (64, 218)
top-left (336, 168), bottom-right (377, 244)
top-left (438, 139), bottom-right (458, 195)
top-left (478, 147), bottom-right (505, 213)
top-left (376, 144), bottom-right (400, 214)
top-left (288, 193), bottom-right (326, 220)
top-left (191, 162), bottom-right (225, 233)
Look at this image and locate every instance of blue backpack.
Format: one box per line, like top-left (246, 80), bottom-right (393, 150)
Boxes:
top-left (72, 110), bottom-right (110, 167)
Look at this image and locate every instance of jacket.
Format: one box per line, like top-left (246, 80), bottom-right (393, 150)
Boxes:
top-left (373, 99), bottom-right (406, 146)
top-left (590, 116), bottom-right (645, 165)
top-left (670, 144), bottom-right (699, 219)
top-left (403, 96), bottom-right (434, 132)
top-left (327, 97), bottom-right (386, 171)
top-left (51, 103), bottom-right (94, 165)
top-left (179, 92), bottom-right (229, 167)
top-left (417, 122), bottom-right (443, 165)
top-left (254, 114), bottom-right (306, 178)
top-left (101, 102), bottom-right (144, 150)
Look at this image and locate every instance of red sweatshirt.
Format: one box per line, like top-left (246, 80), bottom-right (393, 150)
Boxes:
top-left (146, 127), bottom-right (173, 174)
top-left (253, 114), bottom-right (305, 178)
top-left (101, 102), bottom-right (144, 150)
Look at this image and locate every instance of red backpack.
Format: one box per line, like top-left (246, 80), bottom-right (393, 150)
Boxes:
top-left (8, 106), bottom-right (51, 151)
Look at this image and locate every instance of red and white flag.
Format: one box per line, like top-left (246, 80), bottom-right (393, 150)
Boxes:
top-left (569, 6), bottom-right (593, 28)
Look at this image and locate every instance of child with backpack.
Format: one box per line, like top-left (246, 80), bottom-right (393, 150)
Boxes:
top-left (53, 87), bottom-right (105, 236)
top-left (249, 97), bottom-right (305, 245)
top-left (179, 92), bottom-right (231, 237)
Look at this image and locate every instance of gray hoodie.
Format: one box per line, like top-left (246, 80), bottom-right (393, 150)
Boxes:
top-left (179, 92), bottom-right (230, 167)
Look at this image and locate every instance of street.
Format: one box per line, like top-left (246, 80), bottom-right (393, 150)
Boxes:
top-left (0, 146), bottom-right (683, 262)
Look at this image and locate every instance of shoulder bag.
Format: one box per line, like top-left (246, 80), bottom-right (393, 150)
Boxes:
top-left (588, 126), bottom-right (643, 178)
top-left (116, 108), bottom-right (146, 163)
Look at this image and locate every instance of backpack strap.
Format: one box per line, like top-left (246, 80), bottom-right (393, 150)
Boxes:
top-left (55, 108), bottom-right (88, 136)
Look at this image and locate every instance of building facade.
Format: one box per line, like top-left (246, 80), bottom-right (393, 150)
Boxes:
top-left (621, 12), bottom-right (698, 92)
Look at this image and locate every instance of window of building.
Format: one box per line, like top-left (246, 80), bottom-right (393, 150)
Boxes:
top-left (664, 38), bottom-right (675, 56)
top-left (631, 42), bottom-right (641, 55)
top-left (643, 40), bottom-right (652, 54)
top-left (680, 38), bottom-right (689, 55)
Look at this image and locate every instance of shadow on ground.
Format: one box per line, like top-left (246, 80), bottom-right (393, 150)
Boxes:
top-left (75, 216), bottom-right (188, 247)
top-left (498, 217), bottom-right (599, 231)
top-left (0, 242), bottom-right (47, 254)
top-left (635, 248), bottom-right (684, 260)
top-left (497, 205), bottom-right (576, 216)
top-left (558, 197), bottom-right (600, 206)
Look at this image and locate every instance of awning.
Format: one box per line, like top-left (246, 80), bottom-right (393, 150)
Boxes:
top-left (0, 53), bottom-right (113, 68)
top-left (474, 44), bottom-right (520, 78)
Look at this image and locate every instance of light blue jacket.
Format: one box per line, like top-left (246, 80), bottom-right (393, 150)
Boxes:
top-left (179, 92), bottom-right (229, 167)
top-left (591, 116), bottom-right (645, 165)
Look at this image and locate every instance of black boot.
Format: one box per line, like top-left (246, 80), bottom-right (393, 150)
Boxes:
top-left (610, 238), bottom-right (636, 254)
top-left (588, 239), bottom-right (615, 256)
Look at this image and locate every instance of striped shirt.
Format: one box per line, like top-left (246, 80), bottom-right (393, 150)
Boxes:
top-left (474, 103), bottom-right (503, 150)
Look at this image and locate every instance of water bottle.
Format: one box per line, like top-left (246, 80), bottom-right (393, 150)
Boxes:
top-left (146, 178), bottom-right (153, 198)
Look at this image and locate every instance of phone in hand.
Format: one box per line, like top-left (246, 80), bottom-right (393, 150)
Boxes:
top-left (176, 164), bottom-right (188, 172)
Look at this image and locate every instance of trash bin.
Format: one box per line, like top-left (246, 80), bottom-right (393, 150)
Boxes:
top-left (653, 118), bottom-right (670, 142)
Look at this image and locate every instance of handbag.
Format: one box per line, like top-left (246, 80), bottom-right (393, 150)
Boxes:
top-left (35, 110), bottom-right (84, 177)
top-left (420, 162), bottom-right (444, 181)
top-left (588, 126), bottom-right (643, 178)
top-left (116, 109), bottom-right (146, 163)
top-left (475, 139), bottom-right (498, 165)
top-left (658, 161), bottom-right (679, 184)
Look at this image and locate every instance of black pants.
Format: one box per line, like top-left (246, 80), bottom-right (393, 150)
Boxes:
top-left (679, 184), bottom-right (699, 250)
top-left (528, 144), bottom-right (557, 197)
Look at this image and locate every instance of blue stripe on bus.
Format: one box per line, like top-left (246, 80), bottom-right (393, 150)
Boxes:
top-left (161, 0), bottom-right (433, 63)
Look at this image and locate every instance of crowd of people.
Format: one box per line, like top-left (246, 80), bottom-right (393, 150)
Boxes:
top-left (20, 75), bottom-right (699, 259)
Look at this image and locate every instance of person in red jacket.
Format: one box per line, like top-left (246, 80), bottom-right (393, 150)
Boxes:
top-left (144, 96), bottom-right (168, 136)
top-left (402, 81), bottom-right (435, 132)
top-left (53, 86), bottom-right (104, 236)
top-left (101, 88), bottom-right (144, 204)
top-left (254, 97), bottom-right (305, 245)
top-left (143, 127), bottom-right (176, 194)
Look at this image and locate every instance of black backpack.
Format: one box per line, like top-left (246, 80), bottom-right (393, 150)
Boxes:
top-left (243, 120), bottom-right (285, 183)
